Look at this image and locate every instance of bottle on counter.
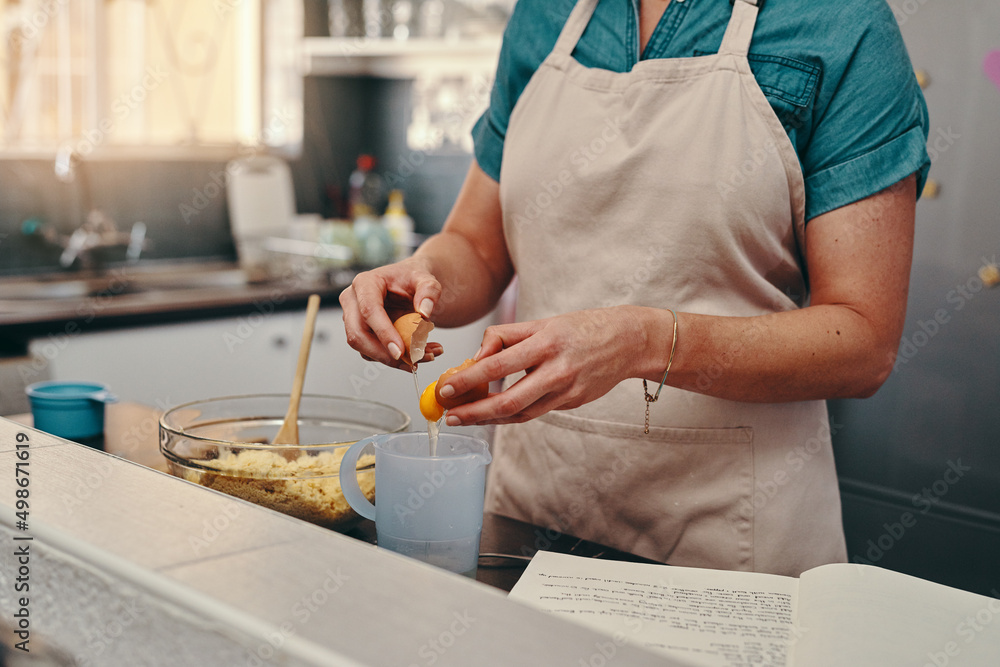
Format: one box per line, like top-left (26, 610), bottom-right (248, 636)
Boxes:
top-left (353, 210), bottom-right (394, 268)
top-left (381, 189), bottom-right (415, 260)
top-left (347, 154), bottom-right (391, 266)
top-left (348, 154), bottom-right (385, 220)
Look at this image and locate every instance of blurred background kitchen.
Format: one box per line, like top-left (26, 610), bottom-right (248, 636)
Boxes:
top-left (0, 0), bottom-right (997, 597)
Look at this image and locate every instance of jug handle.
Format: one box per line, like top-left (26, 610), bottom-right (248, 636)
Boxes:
top-left (89, 390), bottom-right (118, 404)
top-left (339, 437), bottom-right (377, 521)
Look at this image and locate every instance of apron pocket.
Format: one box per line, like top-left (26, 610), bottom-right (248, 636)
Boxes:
top-left (490, 412), bottom-right (756, 571)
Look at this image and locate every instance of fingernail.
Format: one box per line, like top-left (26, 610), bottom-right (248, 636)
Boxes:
top-left (438, 384), bottom-right (455, 398)
top-left (388, 342), bottom-right (402, 360)
top-left (473, 346), bottom-right (482, 361)
top-left (418, 299), bottom-right (434, 319)
top-left (446, 415), bottom-right (461, 426)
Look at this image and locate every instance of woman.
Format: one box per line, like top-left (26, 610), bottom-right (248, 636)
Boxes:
top-left (340, 0), bottom-right (931, 576)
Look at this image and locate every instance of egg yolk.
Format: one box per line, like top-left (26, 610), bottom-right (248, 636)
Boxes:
top-left (420, 380), bottom-right (445, 422)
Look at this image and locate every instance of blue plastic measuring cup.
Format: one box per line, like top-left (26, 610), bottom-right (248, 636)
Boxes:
top-left (25, 380), bottom-right (118, 439)
top-left (339, 431), bottom-right (491, 577)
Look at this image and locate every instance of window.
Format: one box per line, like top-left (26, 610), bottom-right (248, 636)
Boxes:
top-left (0, 0), bottom-right (302, 157)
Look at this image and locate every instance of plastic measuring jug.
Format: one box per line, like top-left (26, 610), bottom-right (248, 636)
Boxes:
top-left (25, 380), bottom-right (118, 440)
top-left (339, 431), bottom-right (491, 577)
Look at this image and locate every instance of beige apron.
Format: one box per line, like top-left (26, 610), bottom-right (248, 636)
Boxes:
top-left (487, 0), bottom-right (847, 576)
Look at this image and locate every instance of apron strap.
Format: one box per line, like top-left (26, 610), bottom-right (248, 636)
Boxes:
top-left (718, 0), bottom-right (761, 57)
top-left (551, 0), bottom-right (600, 56)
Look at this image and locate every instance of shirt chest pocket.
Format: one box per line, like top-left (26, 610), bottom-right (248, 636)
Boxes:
top-left (695, 51), bottom-right (821, 132)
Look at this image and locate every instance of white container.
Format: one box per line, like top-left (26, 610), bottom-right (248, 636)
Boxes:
top-left (226, 156), bottom-right (297, 281)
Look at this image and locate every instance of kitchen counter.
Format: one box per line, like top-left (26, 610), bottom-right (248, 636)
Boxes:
top-left (7, 402), bottom-right (657, 593)
top-left (0, 415), bottom-right (678, 666)
top-left (0, 260), bottom-right (352, 352)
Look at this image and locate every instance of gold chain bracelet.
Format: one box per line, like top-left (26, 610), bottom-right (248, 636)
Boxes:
top-left (643, 308), bottom-right (678, 434)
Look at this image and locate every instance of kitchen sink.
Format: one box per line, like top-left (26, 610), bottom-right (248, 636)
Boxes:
top-left (0, 260), bottom-right (349, 329)
top-left (1, 277), bottom-right (144, 300)
top-left (0, 263), bottom-right (248, 301)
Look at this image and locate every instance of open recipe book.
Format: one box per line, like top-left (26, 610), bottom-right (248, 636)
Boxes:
top-left (508, 551), bottom-right (1000, 667)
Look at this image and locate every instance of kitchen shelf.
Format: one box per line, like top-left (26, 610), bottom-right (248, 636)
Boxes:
top-left (301, 35), bottom-right (502, 78)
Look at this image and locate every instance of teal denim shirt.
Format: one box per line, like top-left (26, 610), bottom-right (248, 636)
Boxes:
top-left (473, 0), bottom-right (931, 221)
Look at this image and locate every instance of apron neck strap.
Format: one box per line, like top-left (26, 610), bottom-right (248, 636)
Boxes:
top-left (718, 0), bottom-right (761, 57)
top-left (555, 0), bottom-right (760, 60)
top-left (551, 0), bottom-right (600, 57)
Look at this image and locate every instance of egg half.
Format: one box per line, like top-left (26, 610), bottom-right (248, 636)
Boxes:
top-left (392, 312), bottom-right (434, 366)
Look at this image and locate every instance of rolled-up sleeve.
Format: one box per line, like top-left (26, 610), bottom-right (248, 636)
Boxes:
top-left (801, 4), bottom-right (931, 221)
top-left (472, 0), bottom-right (571, 182)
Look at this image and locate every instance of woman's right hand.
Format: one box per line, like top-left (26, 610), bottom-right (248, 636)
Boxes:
top-left (339, 257), bottom-right (444, 370)
top-left (340, 162), bottom-right (513, 370)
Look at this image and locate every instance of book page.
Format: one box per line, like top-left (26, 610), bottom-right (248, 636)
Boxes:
top-left (508, 551), bottom-right (799, 667)
top-left (796, 563), bottom-right (1000, 667)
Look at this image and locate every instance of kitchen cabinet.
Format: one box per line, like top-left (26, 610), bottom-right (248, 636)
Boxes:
top-left (301, 34), bottom-right (501, 159)
top-left (829, 0), bottom-right (1000, 596)
top-left (302, 36), bottom-right (502, 78)
top-left (303, 0), bottom-right (512, 79)
top-left (29, 307), bottom-right (496, 426)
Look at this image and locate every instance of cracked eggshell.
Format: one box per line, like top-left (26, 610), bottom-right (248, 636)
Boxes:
top-left (392, 312), bottom-right (434, 366)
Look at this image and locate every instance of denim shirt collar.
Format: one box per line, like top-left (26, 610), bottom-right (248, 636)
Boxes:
top-left (628, 0), bottom-right (695, 66)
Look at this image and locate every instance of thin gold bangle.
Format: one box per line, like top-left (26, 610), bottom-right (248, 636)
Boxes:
top-left (643, 308), bottom-right (678, 434)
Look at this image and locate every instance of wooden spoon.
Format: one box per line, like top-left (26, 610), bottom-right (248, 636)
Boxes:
top-left (273, 294), bottom-right (321, 450)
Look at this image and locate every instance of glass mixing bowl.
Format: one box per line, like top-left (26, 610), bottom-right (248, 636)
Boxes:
top-left (159, 394), bottom-right (410, 531)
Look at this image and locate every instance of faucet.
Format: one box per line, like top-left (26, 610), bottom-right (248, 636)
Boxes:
top-left (55, 210), bottom-right (147, 269)
top-left (24, 145), bottom-right (148, 269)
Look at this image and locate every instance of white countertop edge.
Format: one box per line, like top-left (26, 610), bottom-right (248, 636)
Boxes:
top-left (0, 512), bottom-right (364, 667)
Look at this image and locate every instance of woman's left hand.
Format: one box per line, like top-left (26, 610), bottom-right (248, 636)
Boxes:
top-left (440, 306), bottom-right (645, 425)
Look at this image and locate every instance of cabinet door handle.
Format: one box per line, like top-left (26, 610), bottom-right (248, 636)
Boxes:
top-left (980, 264), bottom-right (1000, 288)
